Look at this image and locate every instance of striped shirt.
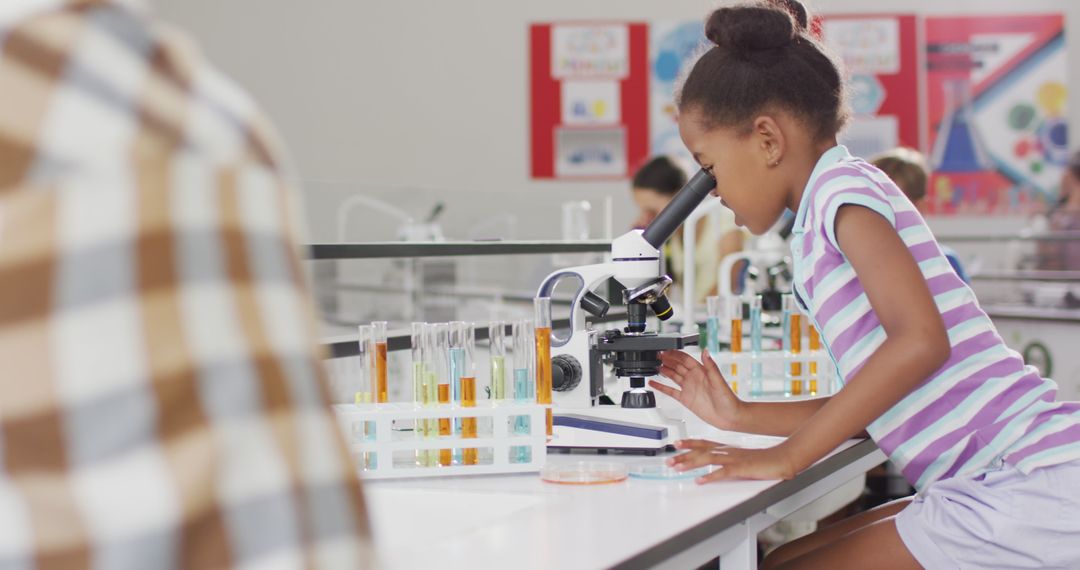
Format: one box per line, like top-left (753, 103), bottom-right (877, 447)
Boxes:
top-left (791, 145), bottom-right (1080, 492)
top-left (0, 1), bottom-right (371, 567)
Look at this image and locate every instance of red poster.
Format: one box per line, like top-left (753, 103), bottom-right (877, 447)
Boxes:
top-left (530, 23), bottom-right (649, 180)
top-left (821, 15), bottom-right (921, 156)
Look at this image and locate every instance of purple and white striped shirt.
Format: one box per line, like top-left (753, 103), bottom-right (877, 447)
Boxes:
top-left (791, 146), bottom-right (1080, 491)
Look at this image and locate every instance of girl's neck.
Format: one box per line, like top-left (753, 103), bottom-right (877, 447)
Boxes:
top-left (785, 138), bottom-right (840, 214)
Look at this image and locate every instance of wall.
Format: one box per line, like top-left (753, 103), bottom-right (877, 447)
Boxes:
top-left (148, 0), bottom-right (1076, 257)
top-left (146, 0), bottom-right (1074, 244)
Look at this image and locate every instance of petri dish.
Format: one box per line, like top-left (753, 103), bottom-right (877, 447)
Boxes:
top-left (541, 461), bottom-right (628, 485)
top-left (628, 461), bottom-right (713, 480)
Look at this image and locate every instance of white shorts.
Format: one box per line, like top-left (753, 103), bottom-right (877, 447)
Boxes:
top-left (895, 460), bottom-right (1080, 569)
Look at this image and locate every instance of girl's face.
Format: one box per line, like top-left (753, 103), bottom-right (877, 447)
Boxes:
top-left (677, 108), bottom-right (790, 235)
top-left (631, 188), bottom-right (672, 229)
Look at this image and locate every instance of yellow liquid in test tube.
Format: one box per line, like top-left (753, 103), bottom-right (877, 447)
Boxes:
top-left (461, 377), bottom-right (478, 465)
top-left (490, 356), bottom-right (506, 400)
top-left (438, 384), bottom-right (451, 466)
top-left (535, 327), bottom-right (553, 437)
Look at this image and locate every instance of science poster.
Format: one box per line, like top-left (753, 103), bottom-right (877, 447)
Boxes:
top-left (924, 15), bottom-right (1067, 215)
top-left (820, 15), bottom-right (920, 159)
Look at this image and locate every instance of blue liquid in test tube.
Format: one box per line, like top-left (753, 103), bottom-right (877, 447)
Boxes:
top-left (706, 295), bottom-right (721, 356)
top-left (450, 322), bottom-right (467, 464)
top-left (707, 318), bottom-right (720, 355)
top-left (513, 367), bottom-right (532, 464)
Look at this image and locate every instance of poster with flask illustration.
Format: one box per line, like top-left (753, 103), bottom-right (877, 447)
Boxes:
top-left (925, 15), bottom-right (1066, 216)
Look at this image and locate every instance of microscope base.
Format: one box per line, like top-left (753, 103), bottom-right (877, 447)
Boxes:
top-left (547, 407), bottom-right (686, 455)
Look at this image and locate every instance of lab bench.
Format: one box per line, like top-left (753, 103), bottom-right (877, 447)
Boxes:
top-left (363, 433), bottom-right (883, 570)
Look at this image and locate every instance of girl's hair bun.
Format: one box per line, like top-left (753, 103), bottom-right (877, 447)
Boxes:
top-left (705, 5), bottom-right (797, 53)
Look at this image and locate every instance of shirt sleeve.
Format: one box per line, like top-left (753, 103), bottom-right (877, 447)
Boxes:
top-left (817, 183), bottom-right (897, 252)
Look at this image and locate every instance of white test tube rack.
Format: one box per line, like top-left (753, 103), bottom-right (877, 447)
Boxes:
top-left (334, 401), bottom-right (549, 480)
top-left (706, 350), bottom-right (840, 398)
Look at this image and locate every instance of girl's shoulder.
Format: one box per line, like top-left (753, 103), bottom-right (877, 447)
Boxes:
top-left (804, 157), bottom-right (905, 250)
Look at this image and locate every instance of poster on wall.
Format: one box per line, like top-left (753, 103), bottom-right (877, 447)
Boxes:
top-left (648, 21), bottom-right (707, 173)
top-left (649, 15), bottom-right (920, 172)
top-left (530, 23), bottom-right (648, 179)
top-left (924, 15), bottom-right (1067, 216)
top-left (552, 25), bottom-right (629, 79)
top-left (820, 15), bottom-right (920, 159)
top-left (555, 128), bottom-right (627, 177)
top-left (561, 81), bottom-right (621, 126)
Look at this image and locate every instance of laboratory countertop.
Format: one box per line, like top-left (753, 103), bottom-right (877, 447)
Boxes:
top-left (363, 431), bottom-right (882, 570)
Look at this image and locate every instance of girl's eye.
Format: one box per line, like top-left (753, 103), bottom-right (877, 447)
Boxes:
top-left (703, 165), bottom-right (715, 175)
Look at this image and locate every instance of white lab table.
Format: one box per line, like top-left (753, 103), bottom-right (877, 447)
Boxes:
top-left (363, 429), bottom-right (885, 569)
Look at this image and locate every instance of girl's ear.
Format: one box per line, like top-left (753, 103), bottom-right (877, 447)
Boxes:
top-left (753, 115), bottom-right (786, 168)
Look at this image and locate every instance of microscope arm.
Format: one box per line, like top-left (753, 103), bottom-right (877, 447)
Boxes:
top-left (537, 263), bottom-right (617, 348)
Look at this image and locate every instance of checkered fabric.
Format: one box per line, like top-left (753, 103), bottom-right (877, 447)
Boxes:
top-left (0, 1), bottom-right (372, 568)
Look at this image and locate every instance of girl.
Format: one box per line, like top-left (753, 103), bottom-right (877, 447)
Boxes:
top-left (651, 2), bottom-right (1080, 568)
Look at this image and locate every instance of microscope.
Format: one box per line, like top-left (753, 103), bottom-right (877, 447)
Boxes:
top-left (536, 169), bottom-right (716, 454)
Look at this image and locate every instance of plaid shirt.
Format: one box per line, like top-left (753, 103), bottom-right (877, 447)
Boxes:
top-left (0, 1), bottom-right (371, 567)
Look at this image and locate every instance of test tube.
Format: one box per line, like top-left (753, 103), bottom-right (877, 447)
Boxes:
top-left (782, 295), bottom-right (803, 397)
top-left (511, 319), bottom-right (535, 464)
top-left (356, 324), bottom-right (376, 470)
top-left (424, 324), bottom-right (439, 426)
top-left (460, 323), bottom-right (478, 465)
top-left (490, 321), bottom-right (507, 401)
top-left (706, 296), bottom-right (721, 357)
top-left (534, 298), bottom-right (554, 438)
top-left (727, 296), bottom-right (742, 393)
top-left (411, 323), bottom-right (434, 467)
top-left (433, 323), bottom-right (452, 466)
top-left (372, 321), bottom-right (388, 403)
top-left (750, 295), bottom-right (763, 398)
top-left (808, 323), bottom-right (821, 396)
top-left (450, 321), bottom-right (466, 423)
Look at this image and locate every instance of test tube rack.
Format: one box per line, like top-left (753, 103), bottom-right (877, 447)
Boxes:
top-left (706, 350), bottom-right (840, 398)
top-left (334, 401), bottom-right (549, 480)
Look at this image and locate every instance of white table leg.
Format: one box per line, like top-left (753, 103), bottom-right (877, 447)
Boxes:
top-left (719, 522), bottom-right (756, 570)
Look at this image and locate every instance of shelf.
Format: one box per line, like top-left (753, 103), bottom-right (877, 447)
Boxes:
top-left (972, 270), bottom-right (1080, 282)
top-left (982, 303), bottom-right (1080, 323)
top-left (322, 311), bottom-right (630, 358)
top-left (936, 231), bottom-right (1080, 243)
top-left (306, 240), bottom-right (611, 260)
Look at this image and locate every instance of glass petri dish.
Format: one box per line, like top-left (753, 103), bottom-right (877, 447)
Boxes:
top-left (628, 461), bottom-right (713, 480)
top-left (540, 461), bottom-right (628, 485)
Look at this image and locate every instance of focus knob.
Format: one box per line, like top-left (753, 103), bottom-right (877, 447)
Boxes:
top-left (551, 354), bottom-right (583, 392)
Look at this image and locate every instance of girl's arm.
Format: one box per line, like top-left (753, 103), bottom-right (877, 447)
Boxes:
top-left (780, 205), bottom-right (950, 474)
top-left (656, 349), bottom-right (833, 436)
top-left (668, 205), bottom-right (950, 482)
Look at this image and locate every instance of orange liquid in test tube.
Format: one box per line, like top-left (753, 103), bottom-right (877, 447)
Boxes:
top-left (375, 342), bottom-right (388, 403)
top-left (536, 327), bottom-right (553, 436)
top-left (730, 319), bottom-right (742, 377)
top-left (438, 384), bottom-right (451, 466)
top-left (461, 376), bottom-right (477, 465)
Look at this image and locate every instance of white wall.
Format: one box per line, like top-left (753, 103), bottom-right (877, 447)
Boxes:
top-left (149, 0), bottom-right (1078, 246)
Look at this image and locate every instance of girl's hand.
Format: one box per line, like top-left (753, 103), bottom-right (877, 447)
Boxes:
top-left (667, 439), bottom-right (797, 484)
top-left (650, 349), bottom-right (743, 431)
